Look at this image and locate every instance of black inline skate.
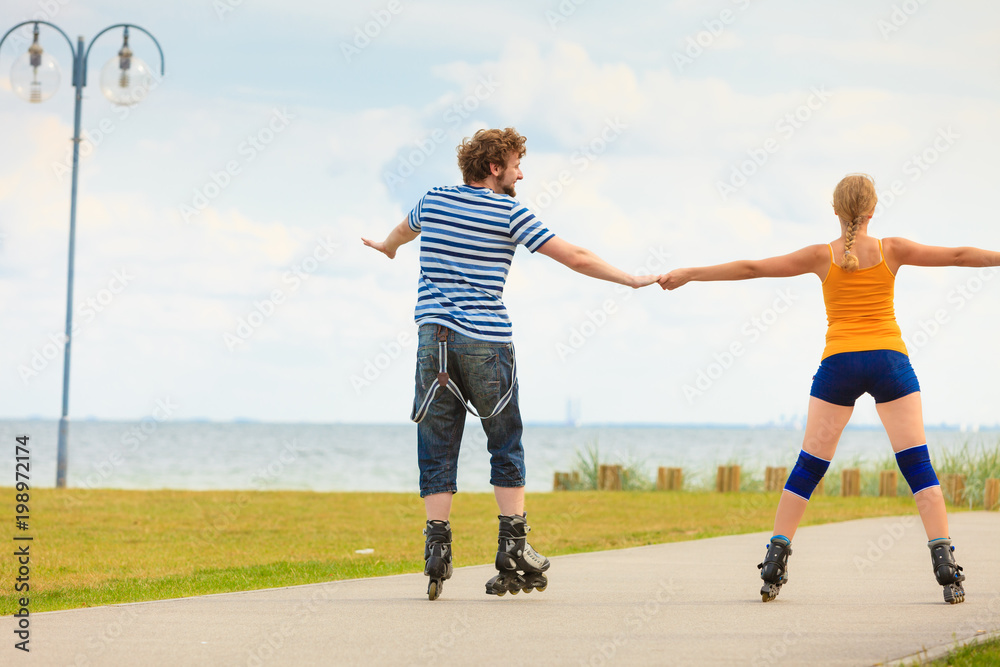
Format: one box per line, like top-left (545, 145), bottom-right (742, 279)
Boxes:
top-left (485, 514), bottom-right (549, 596)
top-left (928, 538), bottom-right (965, 604)
top-left (758, 535), bottom-right (791, 602)
top-left (423, 520), bottom-right (453, 601)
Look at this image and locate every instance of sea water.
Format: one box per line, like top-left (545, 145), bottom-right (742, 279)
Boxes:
top-left (0, 420), bottom-right (990, 493)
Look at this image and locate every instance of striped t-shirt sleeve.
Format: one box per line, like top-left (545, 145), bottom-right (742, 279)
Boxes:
top-left (509, 204), bottom-right (555, 252)
top-left (407, 196), bottom-right (425, 232)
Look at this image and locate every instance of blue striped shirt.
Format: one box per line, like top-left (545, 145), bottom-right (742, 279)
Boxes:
top-left (408, 185), bottom-right (555, 342)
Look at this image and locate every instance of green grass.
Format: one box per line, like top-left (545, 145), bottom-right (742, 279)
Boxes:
top-left (0, 486), bottom-right (931, 614)
top-left (903, 636), bottom-right (1000, 666)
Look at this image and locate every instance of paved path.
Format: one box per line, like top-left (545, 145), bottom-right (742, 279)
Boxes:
top-left (7, 512), bottom-right (999, 666)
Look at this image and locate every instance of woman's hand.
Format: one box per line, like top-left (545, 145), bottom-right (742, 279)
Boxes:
top-left (628, 274), bottom-right (661, 289)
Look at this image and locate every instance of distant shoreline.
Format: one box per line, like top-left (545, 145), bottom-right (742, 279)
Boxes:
top-left (1, 418), bottom-right (997, 431)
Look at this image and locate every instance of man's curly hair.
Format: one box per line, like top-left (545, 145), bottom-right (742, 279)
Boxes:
top-left (456, 128), bottom-right (526, 185)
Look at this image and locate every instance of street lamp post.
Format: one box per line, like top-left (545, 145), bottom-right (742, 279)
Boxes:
top-left (0, 21), bottom-right (164, 488)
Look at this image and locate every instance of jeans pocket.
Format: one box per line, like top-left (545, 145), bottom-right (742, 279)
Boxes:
top-left (416, 350), bottom-right (437, 392)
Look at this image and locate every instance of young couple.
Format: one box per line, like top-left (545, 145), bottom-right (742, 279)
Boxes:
top-left (363, 127), bottom-right (999, 603)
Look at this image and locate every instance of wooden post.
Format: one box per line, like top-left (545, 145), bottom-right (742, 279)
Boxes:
top-left (716, 465), bottom-right (741, 492)
top-left (878, 470), bottom-right (897, 497)
top-left (765, 467), bottom-right (787, 492)
top-left (656, 467), bottom-right (683, 491)
top-left (984, 478), bottom-right (1000, 511)
top-left (553, 472), bottom-right (580, 491)
top-left (841, 469), bottom-right (860, 497)
top-left (941, 474), bottom-right (966, 506)
top-left (599, 464), bottom-right (622, 491)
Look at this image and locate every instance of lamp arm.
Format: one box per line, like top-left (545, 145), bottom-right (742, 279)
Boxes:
top-left (82, 23), bottom-right (165, 87)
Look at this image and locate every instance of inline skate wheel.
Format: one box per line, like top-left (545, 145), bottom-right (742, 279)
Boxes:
top-left (427, 580), bottom-right (440, 601)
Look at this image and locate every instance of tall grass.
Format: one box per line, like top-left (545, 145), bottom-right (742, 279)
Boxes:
top-left (571, 441), bottom-right (654, 491)
top-left (935, 439), bottom-right (1000, 509)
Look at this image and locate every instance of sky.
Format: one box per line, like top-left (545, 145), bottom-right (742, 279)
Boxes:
top-left (1, 0), bottom-right (999, 427)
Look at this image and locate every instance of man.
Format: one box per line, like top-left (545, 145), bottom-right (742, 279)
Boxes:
top-left (363, 127), bottom-right (658, 600)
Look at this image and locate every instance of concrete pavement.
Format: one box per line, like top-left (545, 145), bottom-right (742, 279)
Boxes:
top-left (6, 512), bottom-right (999, 666)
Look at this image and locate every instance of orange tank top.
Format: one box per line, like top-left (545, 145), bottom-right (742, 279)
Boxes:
top-left (821, 239), bottom-right (907, 359)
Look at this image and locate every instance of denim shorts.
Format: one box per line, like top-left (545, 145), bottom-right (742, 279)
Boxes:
top-left (413, 323), bottom-right (525, 497)
top-left (809, 350), bottom-right (920, 407)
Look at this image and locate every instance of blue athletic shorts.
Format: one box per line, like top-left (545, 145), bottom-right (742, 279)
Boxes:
top-left (809, 350), bottom-right (920, 407)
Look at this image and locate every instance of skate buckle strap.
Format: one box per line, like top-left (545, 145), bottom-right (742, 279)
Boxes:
top-left (411, 329), bottom-right (518, 424)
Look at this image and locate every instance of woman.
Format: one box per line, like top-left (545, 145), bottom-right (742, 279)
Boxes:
top-left (659, 173), bottom-right (999, 604)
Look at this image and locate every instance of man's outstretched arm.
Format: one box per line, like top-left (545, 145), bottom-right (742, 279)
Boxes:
top-left (362, 218), bottom-right (419, 259)
top-left (535, 237), bottom-right (659, 288)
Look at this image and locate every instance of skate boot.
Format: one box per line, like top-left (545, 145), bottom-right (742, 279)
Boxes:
top-left (423, 520), bottom-right (453, 601)
top-left (758, 535), bottom-right (792, 602)
top-left (928, 538), bottom-right (965, 604)
top-left (485, 514), bottom-right (549, 596)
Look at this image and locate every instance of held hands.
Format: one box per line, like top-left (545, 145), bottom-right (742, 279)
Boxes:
top-left (657, 269), bottom-right (692, 291)
top-left (361, 237), bottom-right (396, 259)
top-left (628, 274), bottom-right (662, 289)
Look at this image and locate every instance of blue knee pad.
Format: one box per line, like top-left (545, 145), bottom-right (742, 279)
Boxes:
top-left (896, 444), bottom-right (939, 493)
top-left (784, 450), bottom-right (830, 500)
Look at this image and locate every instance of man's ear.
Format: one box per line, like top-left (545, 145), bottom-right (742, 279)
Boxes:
top-left (489, 162), bottom-right (503, 177)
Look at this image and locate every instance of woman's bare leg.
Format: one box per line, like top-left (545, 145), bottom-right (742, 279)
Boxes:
top-left (875, 392), bottom-right (949, 540)
top-left (772, 397), bottom-right (854, 539)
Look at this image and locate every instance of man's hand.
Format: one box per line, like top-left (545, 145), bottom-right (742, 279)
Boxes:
top-left (361, 219), bottom-right (419, 260)
top-left (658, 270), bottom-right (692, 290)
top-left (361, 237), bottom-right (396, 259)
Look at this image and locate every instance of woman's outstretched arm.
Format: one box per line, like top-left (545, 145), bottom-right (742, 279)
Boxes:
top-left (884, 237), bottom-right (1000, 270)
top-left (659, 244), bottom-right (829, 290)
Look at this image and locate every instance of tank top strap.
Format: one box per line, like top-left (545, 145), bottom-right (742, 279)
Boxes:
top-left (827, 244), bottom-right (835, 263)
top-left (877, 238), bottom-right (884, 261)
